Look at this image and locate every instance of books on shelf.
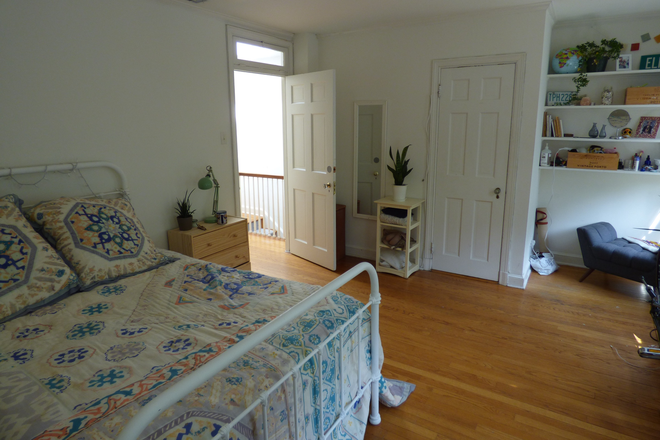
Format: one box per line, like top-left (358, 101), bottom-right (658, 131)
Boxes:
top-left (543, 112), bottom-right (564, 137)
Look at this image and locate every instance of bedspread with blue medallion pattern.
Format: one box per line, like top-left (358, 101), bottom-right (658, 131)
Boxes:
top-left (0, 254), bottom-right (379, 440)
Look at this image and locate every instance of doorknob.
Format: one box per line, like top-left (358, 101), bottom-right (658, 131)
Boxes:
top-left (494, 187), bottom-right (501, 199)
top-left (324, 182), bottom-right (332, 189)
top-left (373, 172), bottom-right (379, 177)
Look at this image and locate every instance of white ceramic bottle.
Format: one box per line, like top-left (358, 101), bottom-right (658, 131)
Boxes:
top-left (540, 143), bottom-right (552, 167)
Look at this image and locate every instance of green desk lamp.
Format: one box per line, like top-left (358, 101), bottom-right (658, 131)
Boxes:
top-left (198, 165), bottom-right (219, 223)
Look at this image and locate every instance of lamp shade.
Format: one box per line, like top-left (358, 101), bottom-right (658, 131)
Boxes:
top-left (198, 176), bottom-right (213, 190)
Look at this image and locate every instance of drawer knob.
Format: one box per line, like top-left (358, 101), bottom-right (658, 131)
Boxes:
top-left (207, 243), bottom-right (212, 247)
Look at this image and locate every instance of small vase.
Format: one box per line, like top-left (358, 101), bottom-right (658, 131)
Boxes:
top-left (588, 123), bottom-right (599, 138)
top-left (392, 184), bottom-right (407, 202)
top-left (599, 124), bottom-right (607, 138)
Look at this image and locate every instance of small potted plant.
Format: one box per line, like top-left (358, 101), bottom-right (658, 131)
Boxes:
top-left (175, 189), bottom-right (195, 231)
top-left (387, 145), bottom-right (413, 202)
top-left (565, 38), bottom-right (623, 105)
top-left (577, 38), bottom-right (623, 72)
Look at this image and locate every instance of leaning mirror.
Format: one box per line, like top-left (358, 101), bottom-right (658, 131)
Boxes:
top-left (608, 109), bottom-right (631, 139)
top-left (354, 101), bottom-right (387, 220)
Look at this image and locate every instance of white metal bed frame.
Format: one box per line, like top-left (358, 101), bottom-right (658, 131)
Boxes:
top-left (0, 161), bottom-right (382, 440)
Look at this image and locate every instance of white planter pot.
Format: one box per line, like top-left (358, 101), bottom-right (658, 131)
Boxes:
top-left (392, 184), bottom-right (407, 202)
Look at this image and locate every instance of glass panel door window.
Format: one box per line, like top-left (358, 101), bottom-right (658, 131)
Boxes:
top-left (236, 42), bottom-right (284, 67)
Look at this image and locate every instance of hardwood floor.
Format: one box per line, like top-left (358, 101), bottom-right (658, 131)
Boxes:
top-left (248, 235), bottom-right (660, 440)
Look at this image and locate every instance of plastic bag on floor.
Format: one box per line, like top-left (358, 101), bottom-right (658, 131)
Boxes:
top-left (530, 250), bottom-right (559, 275)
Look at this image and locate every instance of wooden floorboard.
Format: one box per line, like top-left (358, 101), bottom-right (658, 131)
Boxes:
top-left (248, 234), bottom-right (660, 440)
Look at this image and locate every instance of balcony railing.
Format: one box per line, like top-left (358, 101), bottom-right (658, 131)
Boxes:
top-left (239, 173), bottom-right (285, 239)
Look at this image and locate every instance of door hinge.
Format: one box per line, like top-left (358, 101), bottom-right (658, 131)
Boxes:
top-left (437, 84), bottom-right (442, 97)
top-left (430, 242), bottom-right (434, 255)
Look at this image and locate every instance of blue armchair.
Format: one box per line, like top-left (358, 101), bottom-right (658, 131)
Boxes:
top-left (576, 222), bottom-right (658, 285)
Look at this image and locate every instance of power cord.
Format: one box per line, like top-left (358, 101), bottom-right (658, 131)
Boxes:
top-left (610, 344), bottom-right (660, 369)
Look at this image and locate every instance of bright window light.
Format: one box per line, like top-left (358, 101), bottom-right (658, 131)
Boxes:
top-left (234, 71), bottom-right (284, 176)
top-left (236, 42), bottom-right (284, 66)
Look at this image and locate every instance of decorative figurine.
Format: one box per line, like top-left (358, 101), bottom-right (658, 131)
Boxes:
top-left (580, 96), bottom-right (592, 106)
top-left (599, 124), bottom-right (607, 138)
top-left (588, 123), bottom-right (599, 138)
top-left (601, 86), bottom-right (613, 105)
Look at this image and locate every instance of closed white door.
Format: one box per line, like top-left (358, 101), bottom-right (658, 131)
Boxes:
top-left (432, 63), bottom-right (515, 281)
top-left (285, 70), bottom-right (336, 270)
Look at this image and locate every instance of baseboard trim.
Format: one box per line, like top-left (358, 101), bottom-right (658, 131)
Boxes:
top-left (503, 265), bottom-right (530, 289)
top-left (552, 252), bottom-right (584, 268)
top-left (346, 246), bottom-right (376, 261)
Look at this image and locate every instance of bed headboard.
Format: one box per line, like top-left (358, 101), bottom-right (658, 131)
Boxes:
top-left (0, 161), bottom-right (128, 206)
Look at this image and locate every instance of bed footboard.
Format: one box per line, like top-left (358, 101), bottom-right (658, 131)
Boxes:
top-left (117, 261), bottom-right (381, 440)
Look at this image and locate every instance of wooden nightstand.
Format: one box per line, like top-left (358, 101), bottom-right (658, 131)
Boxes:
top-left (167, 216), bottom-right (251, 270)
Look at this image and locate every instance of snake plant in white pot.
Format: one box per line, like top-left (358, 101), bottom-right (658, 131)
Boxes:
top-left (387, 145), bottom-right (413, 202)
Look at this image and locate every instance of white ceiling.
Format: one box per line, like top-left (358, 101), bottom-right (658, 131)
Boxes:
top-left (185, 0), bottom-right (660, 35)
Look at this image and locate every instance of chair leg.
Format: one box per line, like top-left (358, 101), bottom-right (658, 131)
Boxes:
top-left (579, 268), bottom-right (595, 282)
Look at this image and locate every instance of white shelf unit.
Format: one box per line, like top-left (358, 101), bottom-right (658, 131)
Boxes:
top-left (539, 166), bottom-right (660, 176)
top-left (375, 197), bottom-right (424, 279)
top-left (543, 70), bottom-right (660, 170)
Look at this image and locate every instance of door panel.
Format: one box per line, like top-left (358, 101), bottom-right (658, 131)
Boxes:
top-left (432, 63), bottom-right (515, 281)
top-left (285, 70), bottom-right (336, 270)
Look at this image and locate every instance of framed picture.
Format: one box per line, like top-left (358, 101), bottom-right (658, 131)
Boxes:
top-left (635, 116), bottom-right (660, 139)
top-left (616, 54), bottom-right (632, 71)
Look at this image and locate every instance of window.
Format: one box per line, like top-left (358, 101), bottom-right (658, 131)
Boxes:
top-left (227, 26), bottom-right (292, 75)
top-left (236, 42), bottom-right (284, 67)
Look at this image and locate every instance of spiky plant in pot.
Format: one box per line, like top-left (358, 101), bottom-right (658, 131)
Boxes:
top-left (388, 145), bottom-right (413, 202)
top-left (175, 189), bottom-right (196, 231)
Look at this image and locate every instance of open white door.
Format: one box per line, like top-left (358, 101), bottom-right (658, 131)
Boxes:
top-left (432, 63), bottom-right (515, 281)
top-left (285, 70), bottom-right (336, 270)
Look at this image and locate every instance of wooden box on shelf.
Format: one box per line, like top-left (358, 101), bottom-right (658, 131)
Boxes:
top-left (625, 87), bottom-right (660, 105)
top-left (167, 216), bottom-right (251, 270)
top-left (567, 152), bottom-right (619, 170)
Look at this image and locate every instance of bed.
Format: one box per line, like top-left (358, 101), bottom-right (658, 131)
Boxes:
top-left (0, 162), bottom-right (384, 440)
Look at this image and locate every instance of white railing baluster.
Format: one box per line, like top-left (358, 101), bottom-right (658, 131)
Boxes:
top-left (238, 173), bottom-right (285, 238)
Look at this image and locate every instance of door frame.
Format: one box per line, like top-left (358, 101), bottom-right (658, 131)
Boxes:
top-left (226, 25), bottom-right (293, 241)
top-left (424, 53), bottom-right (526, 285)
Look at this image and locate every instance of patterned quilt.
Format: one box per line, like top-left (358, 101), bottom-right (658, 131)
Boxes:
top-left (0, 256), bottom-right (378, 440)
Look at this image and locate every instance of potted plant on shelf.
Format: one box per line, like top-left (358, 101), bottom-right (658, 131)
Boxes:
top-left (577, 38), bottom-right (623, 72)
top-left (387, 144), bottom-right (413, 202)
top-left (566, 38), bottom-right (623, 104)
top-left (175, 189), bottom-right (195, 231)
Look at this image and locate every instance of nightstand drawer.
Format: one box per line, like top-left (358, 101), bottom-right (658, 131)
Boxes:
top-left (168, 217), bottom-right (250, 269)
top-left (192, 222), bottom-right (247, 259)
top-left (204, 243), bottom-right (250, 267)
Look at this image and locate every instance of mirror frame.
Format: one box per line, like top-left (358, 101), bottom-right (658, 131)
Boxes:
top-left (353, 100), bottom-right (388, 220)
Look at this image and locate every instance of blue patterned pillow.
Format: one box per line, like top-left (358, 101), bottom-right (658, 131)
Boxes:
top-left (29, 197), bottom-right (176, 290)
top-left (0, 194), bottom-right (80, 323)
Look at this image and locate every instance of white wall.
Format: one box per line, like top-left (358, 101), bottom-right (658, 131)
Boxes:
top-left (317, 5), bottom-right (551, 286)
top-left (0, 0), bottom-right (236, 248)
top-left (539, 14), bottom-right (660, 266)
